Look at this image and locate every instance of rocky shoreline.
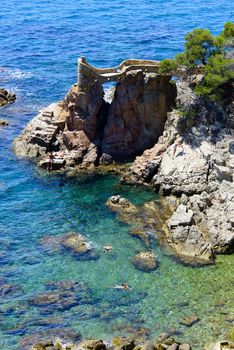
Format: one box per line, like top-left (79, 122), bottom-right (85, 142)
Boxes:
top-left (13, 65), bottom-right (234, 266)
top-left (31, 336), bottom-right (192, 350)
top-left (121, 79), bottom-right (234, 265)
top-left (30, 336), bottom-right (234, 350)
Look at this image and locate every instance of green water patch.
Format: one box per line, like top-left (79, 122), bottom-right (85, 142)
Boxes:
top-left (0, 173), bottom-right (233, 350)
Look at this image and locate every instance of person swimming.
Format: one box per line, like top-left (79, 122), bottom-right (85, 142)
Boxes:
top-left (113, 283), bottom-right (131, 290)
top-left (103, 244), bottom-right (112, 253)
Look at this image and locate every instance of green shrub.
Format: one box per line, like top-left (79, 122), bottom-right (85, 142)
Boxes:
top-left (175, 28), bottom-right (221, 68)
top-left (159, 59), bottom-right (178, 74)
top-left (221, 22), bottom-right (234, 39)
top-left (161, 22), bottom-right (234, 100)
top-left (229, 327), bottom-right (234, 342)
top-left (195, 54), bottom-right (234, 100)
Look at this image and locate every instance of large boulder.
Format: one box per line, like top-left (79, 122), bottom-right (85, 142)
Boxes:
top-left (168, 205), bottom-right (193, 227)
top-left (14, 102), bottom-right (65, 158)
top-left (122, 143), bottom-right (167, 185)
top-left (165, 204), bottom-right (214, 265)
top-left (154, 142), bottom-right (209, 196)
top-left (62, 232), bottom-right (98, 260)
top-left (207, 341), bottom-right (234, 350)
top-left (107, 195), bottom-right (138, 213)
top-left (132, 251), bottom-right (158, 272)
top-left (73, 340), bottom-right (106, 350)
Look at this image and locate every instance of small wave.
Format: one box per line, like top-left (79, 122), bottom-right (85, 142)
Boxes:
top-left (0, 68), bottom-right (33, 81)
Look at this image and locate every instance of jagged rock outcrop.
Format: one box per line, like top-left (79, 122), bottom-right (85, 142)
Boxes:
top-left (14, 71), bottom-right (176, 170)
top-left (122, 79), bottom-right (234, 263)
top-left (102, 70), bottom-right (176, 159)
top-left (14, 102), bottom-right (65, 158)
top-left (165, 204), bottom-right (214, 264)
top-left (14, 64), bottom-right (233, 264)
top-left (0, 87), bottom-right (16, 107)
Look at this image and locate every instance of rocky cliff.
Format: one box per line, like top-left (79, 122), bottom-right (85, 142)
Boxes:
top-left (122, 79), bottom-right (234, 264)
top-left (14, 69), bottom-right (234, 265)
top-left (14, 70), bottom-right (176, 168)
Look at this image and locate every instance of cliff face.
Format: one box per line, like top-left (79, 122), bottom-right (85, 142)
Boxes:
top-left (14, 70), bottom-right (234, 265)
top-left (14, 70), bottom-right (176, 167)
top-left (122, 80), bottom-right (234, 264)
top-left (102, 70), bottom-right (176, 159)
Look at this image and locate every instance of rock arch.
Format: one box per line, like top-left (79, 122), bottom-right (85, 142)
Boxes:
top-left (77, 57), bottom-right (161, 93)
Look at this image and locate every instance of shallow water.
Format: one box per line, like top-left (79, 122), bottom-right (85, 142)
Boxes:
top-left (0, 0), bottom-right (234, 349)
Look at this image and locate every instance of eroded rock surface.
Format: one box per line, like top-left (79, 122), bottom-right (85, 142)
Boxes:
top-left (106, 195), bottom-right (138, 214)
top-left (14, 71), bottom-right (176, 170)
top-left (0, 88), bottom-right (16, 107)
top-left (62, 232), bottom-right (99, 260)
top-left (102, 71), bottom-right (176, 159)
top-left (14, 66), bottom-right (234, 265)
top-left (122, 78), bottom-right (234, 264)
top-left (132, 251), bottom-right (158, 272)
top-left (30, 334), bottom-right (194, 350)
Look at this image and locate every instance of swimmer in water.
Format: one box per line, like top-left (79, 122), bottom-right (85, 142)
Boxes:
top-left (103, 244), bottom-right (112, 253)
top-left (113, 283), bottom-right (131, 290)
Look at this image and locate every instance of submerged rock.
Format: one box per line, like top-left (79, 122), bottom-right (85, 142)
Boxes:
top-left (75, 339), bottom-right (106, 350)
top-left (62, 232), bottom-right (98, 260)
top-left (21, 327), bottom-right (81, 350)
top-left (132, 251), bottom-right (158, 272)
top-left (207, 341), bottom-right (234, 350)
top-left (0, 282), bottom-right (22, 297)
top-left (28, 279), bottom-right (93, 315)
top-left (179, 315), bottom-right (200, 327)
top-left (107, 195), bottom-right (137, 211)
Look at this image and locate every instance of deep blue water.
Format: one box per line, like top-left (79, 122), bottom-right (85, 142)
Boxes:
top-left (0, 1), bottom-right (234, 349)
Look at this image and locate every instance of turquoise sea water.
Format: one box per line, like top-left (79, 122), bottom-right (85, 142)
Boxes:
top-left (0, 1), bottom-right (234, 349)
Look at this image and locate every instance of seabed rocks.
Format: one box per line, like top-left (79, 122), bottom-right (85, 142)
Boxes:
top-left (132, 251), bottom-right (158, 272)
top-left (31, 334), bottom-right (194, 350)
top-left (62, 232), bottom-right (99, 260)
top-left (39, 232), bottom-right (98, 260)
top-left (30, 338), bottom-right (234, 350)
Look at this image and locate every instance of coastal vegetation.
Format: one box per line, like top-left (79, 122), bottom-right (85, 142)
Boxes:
top-left (159, 22), bottom-right (234, 100)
